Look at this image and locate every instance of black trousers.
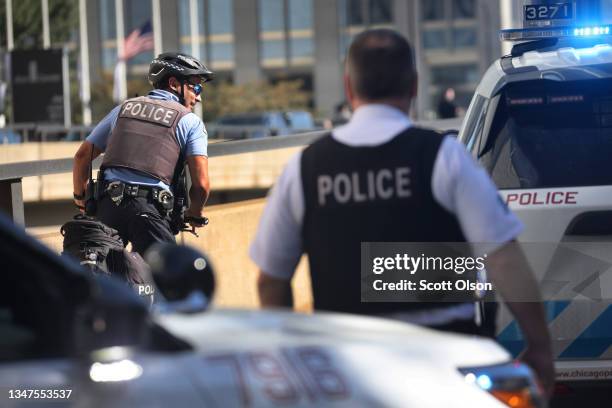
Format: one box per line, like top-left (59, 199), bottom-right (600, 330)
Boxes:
top-left (96, 195), bottom-right (175, 256)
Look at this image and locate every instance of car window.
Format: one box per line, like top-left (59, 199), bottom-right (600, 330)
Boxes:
top-left (460, 94), bottom-right (489, 155)
top-left (268, 113), bottom-right (287, 129)
top-left (479, 78), bottom-right (612, 189)
top-left (286, 111), bottom-right (314, 129)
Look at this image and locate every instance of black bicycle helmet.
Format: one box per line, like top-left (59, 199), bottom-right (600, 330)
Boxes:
top-left (148, 52), bottom-right (214, 87)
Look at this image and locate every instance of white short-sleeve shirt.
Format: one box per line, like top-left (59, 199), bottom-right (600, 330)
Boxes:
top-left (249, 104), bottom-right (522, 323)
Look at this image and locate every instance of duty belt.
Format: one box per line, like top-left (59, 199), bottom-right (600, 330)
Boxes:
top-left (104, 181), bottom-right (174, 211)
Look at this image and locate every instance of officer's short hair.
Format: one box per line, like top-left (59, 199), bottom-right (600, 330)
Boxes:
top-left (347, 29), bottom-right (416, 101)
top-left (154, 75), bottom-right (199, 91)
top-left (155, 77), bottom-right (171, 90)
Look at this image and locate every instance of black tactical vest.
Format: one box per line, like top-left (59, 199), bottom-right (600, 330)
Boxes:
top-left (301, 127), bottom-right (467, 315)
top-left (102, 96), bottom-right (191, 186)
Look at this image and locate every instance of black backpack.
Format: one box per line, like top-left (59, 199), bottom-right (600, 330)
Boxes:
top-left (60, 215), bottom-right (151, 297)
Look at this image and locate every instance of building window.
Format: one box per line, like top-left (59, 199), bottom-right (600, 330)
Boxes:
top-left (260, 0), bottom-right (287, 67)
top-left (338, 0), bottom-right (394, 57)
top-left (422, 0), bottom-right (445, 21)
top-left (420, 0), bottom-right (480, 116)
top-left (288, 0), bottom-right (314, 65)
top-left (100, 0), bottom-right (117, 71)
top-left (429, 63), bottom-right (480, 110)
top-left (208, 0), bottom-right (235, 70)
top-left (431, 64), bottom-right (479, 85)
top-left (259, 0), bottom-right (314, 68)
top-left (369, 0), bottom-right (392, 24)
top-left (453, 0), bottom-right (476, 19)
top-left (452, 27), bottom-right (477, 48)
top-left (423, 0), bottom-right (476, 21)
top-left (421, 0), bottom-right (478, 51)
top-left (179, 0), bottom-right (235, 71)
top-left (423, 29), bottom-right (448, 50)
top-left (179, 0), bottom-right (206, 63)
top-left (345, 0), bottom-right (365, 26)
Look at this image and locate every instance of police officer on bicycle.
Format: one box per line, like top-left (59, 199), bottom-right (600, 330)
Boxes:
top-left (72, 52), bottom-right (212, 256)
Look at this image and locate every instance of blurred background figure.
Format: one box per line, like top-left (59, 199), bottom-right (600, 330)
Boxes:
top-left (333, 101), bottom-right (352, 126)
top-left (437, 87), bottom-right (458, 119)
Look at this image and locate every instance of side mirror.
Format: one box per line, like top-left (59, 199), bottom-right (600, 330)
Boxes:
top-left (145, 244), bottom-right (215, 312)
top-left (73, 275), bottom-right (149, 354)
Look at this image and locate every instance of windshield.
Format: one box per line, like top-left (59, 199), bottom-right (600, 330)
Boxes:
top-left (479, 78), bottom-right (612, 189)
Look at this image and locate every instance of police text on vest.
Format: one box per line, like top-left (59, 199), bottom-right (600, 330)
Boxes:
top-left (121, 102), bottom-right (178, 127)
top-left (318, 167), bottom-right (411, 206)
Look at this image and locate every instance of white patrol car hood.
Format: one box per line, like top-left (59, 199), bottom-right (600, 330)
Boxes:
top-left (156, 308), bottom-right (509, 367)
top-left (151, 309), bottom-right (511, 407)
top-left (0, 309), bottom-right (512, 408)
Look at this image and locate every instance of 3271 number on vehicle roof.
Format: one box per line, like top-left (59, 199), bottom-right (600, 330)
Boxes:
top-left (524, 3), bottom-right (573, 21)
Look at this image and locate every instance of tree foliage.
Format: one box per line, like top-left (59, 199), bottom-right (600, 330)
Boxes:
top-left (90, 75), bottom-right (312, 123)
top-left (90, 73), bottom-right (152, 121)
top-left (202, 80), bottom-right (311, 122)
top-left (0, 0), bottom-right (77, 49)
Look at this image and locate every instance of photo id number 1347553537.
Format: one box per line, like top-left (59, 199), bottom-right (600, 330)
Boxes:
top-left (8, 389), bottom-right (73, 399)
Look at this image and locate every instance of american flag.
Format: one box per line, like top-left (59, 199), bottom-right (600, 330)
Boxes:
top-left (121, 20), bottom-right (154, 61)
top-left (114, 20), bottom-right (154, 102)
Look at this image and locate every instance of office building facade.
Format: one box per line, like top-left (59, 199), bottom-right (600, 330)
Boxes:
top-left (85, 0), bottom-right (502, 119)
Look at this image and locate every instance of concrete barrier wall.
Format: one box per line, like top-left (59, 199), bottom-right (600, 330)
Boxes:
top-left (29, 198), bottom-right (314, 312)
top-left (1, 143), bottom-right (301, 202)
top-left (1, 117), bottom-right (462, 202)
top-left (1, 142), bottom-right (83, 202)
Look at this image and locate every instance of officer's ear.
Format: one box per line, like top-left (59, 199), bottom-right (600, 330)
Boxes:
top-left (344, 73), bottom-right (355, 107)
top-left (409, 71), bottom-right (418, 99)
top-left (168, 76), bottom-right (181, 93)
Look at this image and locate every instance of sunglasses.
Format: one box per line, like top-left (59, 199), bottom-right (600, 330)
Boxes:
top-left (186, 82), bottom-right (203, 96)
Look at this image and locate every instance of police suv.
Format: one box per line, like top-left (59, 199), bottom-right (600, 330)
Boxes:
top-left (458, 0), bottom-right (612, 393)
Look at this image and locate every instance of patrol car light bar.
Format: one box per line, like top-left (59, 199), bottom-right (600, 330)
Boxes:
top-left (500, 25), bottom-right (612, 42)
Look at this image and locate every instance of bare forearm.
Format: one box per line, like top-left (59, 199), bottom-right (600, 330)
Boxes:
top-left (504, 301), bottom-right (550, 347)
top-left (257, 272), bottom-right (293, 308)
top-left (486, 242), bottom-right (550, 346)
top-left (73, 142), bottom-right (102, 196)
top-left (186, 155), bottom-right (210, 216)
top-left (189, 184), bottom-right (209, 213)
top-left (72, 154), bottom-right (91, 195)
top-left (486, 242), bottom-right (555, 396)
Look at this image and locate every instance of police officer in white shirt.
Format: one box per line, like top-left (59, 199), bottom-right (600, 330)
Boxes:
top-left (250, 29), bottom-right (554, 395)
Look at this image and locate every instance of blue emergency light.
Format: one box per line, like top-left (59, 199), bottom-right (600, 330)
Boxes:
top-left (500, 25), bottom-right (612, 41)
top-left (574, 26), bottom-right (611, 36)
top-left (500, 0), bottom-right (612, 42)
